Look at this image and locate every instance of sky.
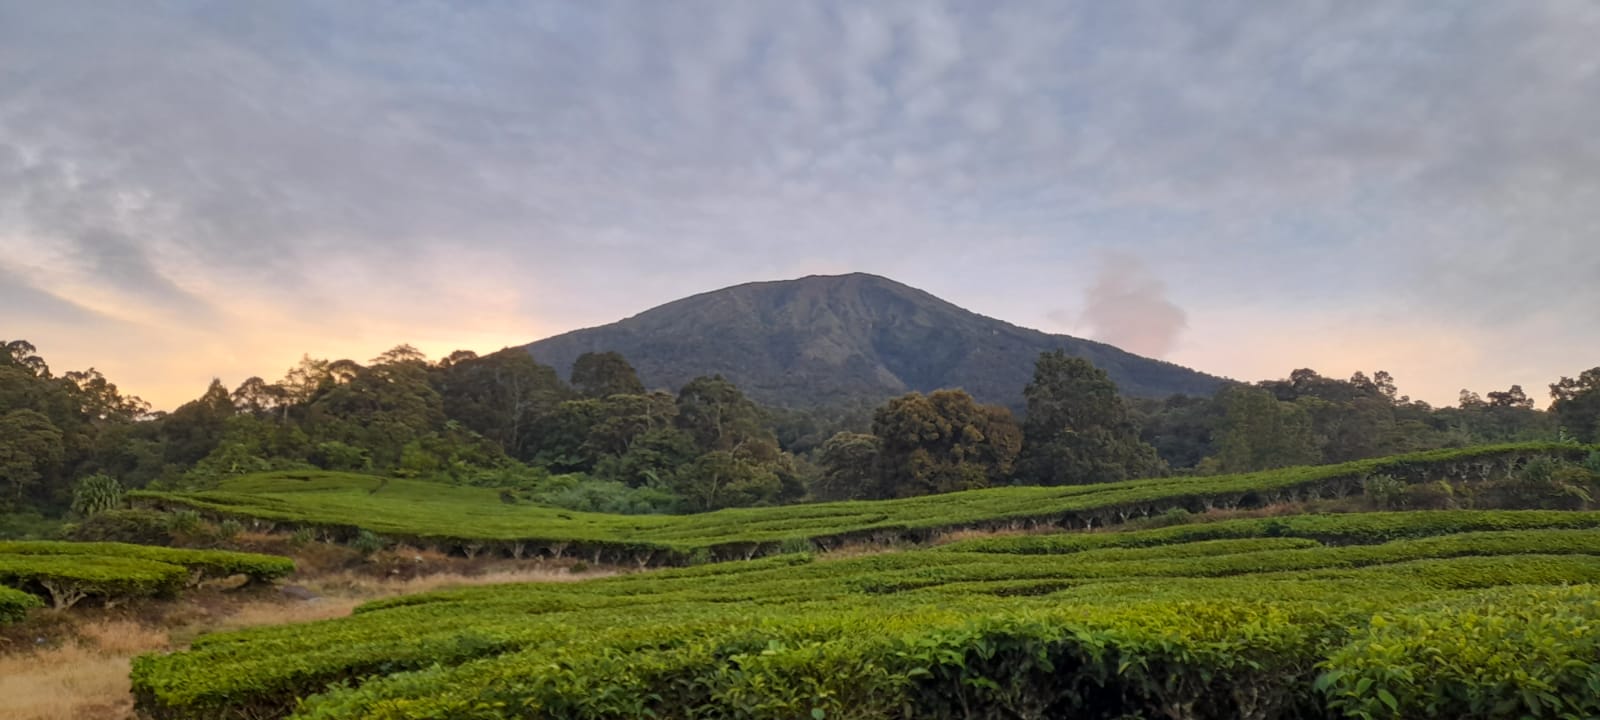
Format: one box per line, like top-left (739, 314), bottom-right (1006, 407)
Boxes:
top-left (2, 1), bottom-right (1597, 410)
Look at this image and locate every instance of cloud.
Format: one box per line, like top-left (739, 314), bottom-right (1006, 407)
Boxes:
top-left (0, 264), bottom-right (121, 327)
top-left (1, 1), bottom-right (1597, 408)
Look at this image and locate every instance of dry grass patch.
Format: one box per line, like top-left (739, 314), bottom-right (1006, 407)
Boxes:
top-left (0, 620), bottom-right (167, 720)
top-left (306, 564), bottom-right (615, 598)
top-left (931, 525), bottom-right (1052, 546)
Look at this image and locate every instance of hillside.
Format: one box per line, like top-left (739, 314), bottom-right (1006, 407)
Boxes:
top-left (523, 273), bottom-right (1224, 408)
top-left (130, 443), bottom-right (1590, 564)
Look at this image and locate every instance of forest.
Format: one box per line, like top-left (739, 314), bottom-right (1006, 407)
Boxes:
top-left (3, 337), bottom-right (1598, 534)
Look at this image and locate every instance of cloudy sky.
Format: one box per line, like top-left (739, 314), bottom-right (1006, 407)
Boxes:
top-left (2, 1), bottom-right (1597, 409)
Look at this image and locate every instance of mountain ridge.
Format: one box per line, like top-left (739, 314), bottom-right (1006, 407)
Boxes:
top-left (523, 273), bottom-right (1225, 408)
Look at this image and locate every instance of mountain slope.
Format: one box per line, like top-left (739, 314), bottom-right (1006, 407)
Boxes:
top-left (523, 273), bottom-right (1224, 408)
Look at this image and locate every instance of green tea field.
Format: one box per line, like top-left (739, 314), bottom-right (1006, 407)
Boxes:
top-left (134, 509), bottom-right (1600, 719)
top-left (113, 441), bottom-right (1600, 720)
top-left (130, 443), bottom-right (1584, 564)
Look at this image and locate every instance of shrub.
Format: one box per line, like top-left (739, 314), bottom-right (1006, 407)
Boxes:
top-left (312, 441), bottom-right (371, 472)
top-left (0, 512), bottom-right (66, 541)
top-left (780, 537), bottom-right (814, 555)
top-left (0, 585), bottom-right (42, 623)
top-left (1482, 456), bottom-right (1593, 510)
top-left (1401, 481), bottom-right (1456, 510)
top-left (71, 473), bottom-right (125, 517)
top-left (351, 530), bottom-right (384, 557)
top-left (67, 509), bottom-right (171, 545)
top-left (1363, 474), bottom-right (1407, 510)
top-left (217, 519), bottom-right (243, 543)
top-left (1151, 506), bottom-right (1194, 528)
top-left (166, 510), bottom-right (204, 536)
top-left (289, 527), bottom-right (317, 548)
top-left (569, 561), bottom-right (589, 574)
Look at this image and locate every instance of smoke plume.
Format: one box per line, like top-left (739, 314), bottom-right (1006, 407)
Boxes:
top-left (1071, 254), bottom-right (1187, 358)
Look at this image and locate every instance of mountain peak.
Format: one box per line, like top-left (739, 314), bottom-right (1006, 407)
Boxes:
top-left (525, 274), bottom-right (1221, 408)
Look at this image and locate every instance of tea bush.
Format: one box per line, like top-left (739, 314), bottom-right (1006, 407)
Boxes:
top-left (0, 584), bottom-right (42, 622)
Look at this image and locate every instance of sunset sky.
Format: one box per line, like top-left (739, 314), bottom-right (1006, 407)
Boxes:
top-left (2, 2), bottom-right (1597, 410)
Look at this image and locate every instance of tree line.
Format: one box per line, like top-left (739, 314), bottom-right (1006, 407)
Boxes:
top-left (3, 337), bottom-right (1598, 520)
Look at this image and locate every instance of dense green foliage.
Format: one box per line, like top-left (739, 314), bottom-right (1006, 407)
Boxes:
top-left (131, 510), bottom-right (1600, 719)
top-left (4, 335), bottom-right (1591, 529)
top-left (0, 583), bottom-right (42, 622)
top-left (132, 444), bottom-right (1594, 564)
top-left (0, 541), bottom-right (292, 613)
top-left (1134, 368), bottom-right (1564, 474)
top-left (70, 472), bottom-right (125, 516)
top-left (868, 389), bottom-right (1021, 497)
top-left (1015, 351), bottom-right (1162, 485)
top-left (1319, 585), bottom-right (1600, 718)
top-left (0, 541), bottom-right (293, 583)
top-left (1551, 367), bottom-right (1600, 443)
top-left (0, 554), bottom-right (187, 610)
top-left (943, 509), bottom-right (1600, 554)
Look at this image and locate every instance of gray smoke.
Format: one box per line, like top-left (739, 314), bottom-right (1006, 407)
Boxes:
top-left (1073, 254), bottom-right (1187, 358)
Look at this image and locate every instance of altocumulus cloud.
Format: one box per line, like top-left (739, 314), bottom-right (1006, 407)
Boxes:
top-left (0, 1), bottom-right (1596, 407)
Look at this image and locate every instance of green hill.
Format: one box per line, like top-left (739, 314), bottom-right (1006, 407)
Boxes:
top-left (523, 273), bottom-right (1224, 408)
top-left (131, 443), bottom-right (1589, 564)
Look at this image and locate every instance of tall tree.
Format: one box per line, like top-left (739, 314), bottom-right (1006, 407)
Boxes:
top-left (0, 409), bottom-right (65, 508)
top-left (1550, 368), bottom-right (1600, 443)
top-left (571, 351), bottom-right (645, 398)
top-left (871, 390), bottom-right (1021, 498)
top-left (1, 339), bottom-right (50, 377)
top-left (1212, 386), bottom-right (1321, 472)
top-left (666, 376), bottom-right (797, 508)
top-left (814, 431), bottom-right (880, 501)
top-left (231, 376), bottom-right (288, 419)
top-left (159, 379), bottom-right (237, 467)
top-left (306, 358), bottom-right (445, 468)
top-left (1014, 351), bottom-right (1162, 485)
top-left (435, 349), bottom-right (568, 460)
top-left (1133, 393), bottom-right (1222, 470)
top-left (1487, 385), bottom-right (1535, 410)
top-left (672, 450), bottom-right (781, 512)
top-left (674, 376), bottom-right (770, 454)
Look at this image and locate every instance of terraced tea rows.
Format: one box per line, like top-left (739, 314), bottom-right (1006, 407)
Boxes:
top-left (0, 541), bottom-right (293, 612)
top-left (131, 442), bottom-right (1587, 564)
top-left (134, 509), bottom-right (1600, 720)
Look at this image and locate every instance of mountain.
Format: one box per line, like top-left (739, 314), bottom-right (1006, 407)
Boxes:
top-left (523, 273), bottom-right (1225, 409)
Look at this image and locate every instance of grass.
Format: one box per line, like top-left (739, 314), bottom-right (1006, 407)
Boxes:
top-left (130, 442), bottom-right (1591, 563)
top-left (0, 620), bottom-right (169, 720)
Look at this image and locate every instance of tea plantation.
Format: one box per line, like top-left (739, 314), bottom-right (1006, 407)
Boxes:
top-left (109, 443), bottom-right (1600, 718)
top-left (130, 442), bottom-right (1586, 565)
top-left (132, 510), bottom-right (1600, 719)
